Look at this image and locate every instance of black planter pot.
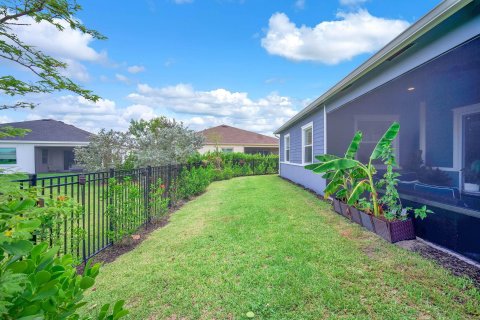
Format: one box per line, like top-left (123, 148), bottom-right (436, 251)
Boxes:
top-left (349, 207), bottom-right (362, 225)
top-left (359, 211), bottom-right (375, 232)
top-left (371, 216), bottom-right (415, 243)
top-left (332, 198), bottom-right (342, 215)
top-left (339, 201), bottom-right (351, 220)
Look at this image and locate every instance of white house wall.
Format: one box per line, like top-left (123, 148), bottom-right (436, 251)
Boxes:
top-left (0, 143), bottom-right (35, 173)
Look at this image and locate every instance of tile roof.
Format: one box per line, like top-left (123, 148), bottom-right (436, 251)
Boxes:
top-left (200, 125), bottom-right (278, 145)
top-left (0, 119), bottom-right (92, 142)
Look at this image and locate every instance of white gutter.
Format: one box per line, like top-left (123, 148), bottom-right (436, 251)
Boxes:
top-left (274, 0), bottom-right (472, 134)
top-left (0, 141), bottom-right (89, 146)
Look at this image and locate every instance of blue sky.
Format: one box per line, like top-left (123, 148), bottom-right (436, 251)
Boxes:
top-left (2, 0), bottom-right (440, 134)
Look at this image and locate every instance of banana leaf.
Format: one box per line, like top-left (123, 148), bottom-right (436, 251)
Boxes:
top-left (312, 158), bottom-right (360, 173)
top-left (347, 179), bottom-right (371, 205)
top-left (370, 122), bottom-right (400, 160)
top-left (344, 131), bottom-right (363, 159)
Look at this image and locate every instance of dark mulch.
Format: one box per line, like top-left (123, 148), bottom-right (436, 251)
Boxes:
top-left (76, 198), bottom-right (190, 274)
top-left (280, 176), bottom-right (480, 288)
top-left (397, 240), bottom-right (480, 288)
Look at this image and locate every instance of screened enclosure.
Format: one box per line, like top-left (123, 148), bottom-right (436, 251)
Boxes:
top-left (327, 36), bottom-right (480, 262)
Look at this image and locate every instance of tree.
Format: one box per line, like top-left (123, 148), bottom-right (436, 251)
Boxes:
top-left (74, 129), bottom-right (131, 172)
top-left (0, 0), bottom-right (104, 110)
top-left (130, 117), bottom-right (204, 167)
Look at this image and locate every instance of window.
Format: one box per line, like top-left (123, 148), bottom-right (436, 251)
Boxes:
top-left (302, 123), bottom-right (313, 164)
top-left (284, 134), bottom-right (290, 162)
top-left (42, 149), bottom-right (48, 164)
top-left (0, 148), bottom-right (16, 165)
top-left (222, 148), bottom-right (233, 153)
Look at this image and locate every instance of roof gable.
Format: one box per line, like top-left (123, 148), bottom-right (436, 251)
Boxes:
top-left (0, 119), bottom-right (92, 142)
top-left (200, 125), bottom-right (278, 145)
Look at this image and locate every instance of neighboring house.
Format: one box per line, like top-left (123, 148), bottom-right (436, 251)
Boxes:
top-left (0, 119), bottom-right (92, 174)
top-left (275, 0), bottom-right (480, 262)
top-left (199, 125), bottom-right (278, 155)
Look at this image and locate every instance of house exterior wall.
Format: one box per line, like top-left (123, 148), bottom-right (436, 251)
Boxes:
top-left (0, 143), bottom-right (35, 173)
top-left (276, 4), bottom-right (480, 262)
top-left (0, 141), bottom-right (88, 174)
top-left (278, 4), bottom-right (480, 193)
top-left (279, 107), bottom-right (325, 193)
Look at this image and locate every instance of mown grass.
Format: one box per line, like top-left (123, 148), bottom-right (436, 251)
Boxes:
top-left (82, 175), bottom-right (480, 319)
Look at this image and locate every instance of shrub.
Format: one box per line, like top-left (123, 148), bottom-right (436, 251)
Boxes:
top-left (0, 193), bottom-right (128, 319)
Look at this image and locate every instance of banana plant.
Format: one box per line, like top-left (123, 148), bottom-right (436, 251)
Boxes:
top-left (305, 122), bottom-right (400, 216)
top-left (305, 131), bottom-right (365, 202)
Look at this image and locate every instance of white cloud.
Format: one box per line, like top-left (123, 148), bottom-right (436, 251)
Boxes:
top-left (10, 16), bottom-right (106, 62)
top-left (0, 115), bottom-right (13, 124)
top-left (8, 15), bottom-right (107, 82)
top-left (115, 73), bottom-right (130, 84)
top-left (60, 59), bottom-right (91, 82)
top-left (127, 83), bottom-right (303, 134)
top-left (173, 0), bottom-right (193, 4)
top-left (340, 0), bottom-right (368, 6)
top-left (127, 65), bottom-right (146, 74)
top-left (10, 84), bottom-right (304, 136)
top-left (261, 10), bottom-right (409, 64)
top-left (294, 0), bottom-right (305, 10)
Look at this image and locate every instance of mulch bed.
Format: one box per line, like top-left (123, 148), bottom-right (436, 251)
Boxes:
top-left (397, 239), bottom-right (480, 288)
top-left (76, 198), bottom-right (190, 274)
top-left (280, 176), bottom-right (480, 288)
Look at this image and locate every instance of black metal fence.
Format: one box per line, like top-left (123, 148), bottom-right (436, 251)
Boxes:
top-left (13, 159), bottom-right (278, 264)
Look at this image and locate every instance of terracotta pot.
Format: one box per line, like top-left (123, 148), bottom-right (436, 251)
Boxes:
top-left (332, 198), bottom-right (342, 215)
top-left (359, 211), bottom-right (375, 232)
top-left (350, 206), bottom-right (362, 225)
top-left (371, 216), bottom-right (415, 243)
top-left (339, 201), bottom-right (351, 220)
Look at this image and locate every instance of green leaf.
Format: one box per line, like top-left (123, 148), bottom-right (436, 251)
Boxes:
top-left (7, 260), bottom-right (28, 273)
top-left (370, 122), bottom-right (400, 160)
top-left (31, 243), bottom-right (48, 260)
top-left (347, 180), bottom-right (370, 205)
top-left (344, 131), bottom-right (363, 159)
top-left (246, 311), bottom-right (255, 318)
top-left (313, 159), bottom-right (360, 173)
top-left (11, 198), bottom-right (36, 212)
top-left (2, 240), bottom-right (34, 256)
top-left (79, 276), bottom-right (95, 290)
top-left (304, 163), bottom-right (320, 170)
top-left (18, 219), bottom-right (41, 231)
top-left (35, 270), bottom-right (51, 286)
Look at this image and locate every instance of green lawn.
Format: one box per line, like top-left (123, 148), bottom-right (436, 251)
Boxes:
top-left (82, 175), bottom-right (480, 319)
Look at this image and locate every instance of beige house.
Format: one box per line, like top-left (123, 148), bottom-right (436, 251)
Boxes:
top-left (199, 125), bottom-right (278, 155)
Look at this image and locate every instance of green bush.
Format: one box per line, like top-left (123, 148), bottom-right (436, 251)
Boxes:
top-left (0, 193), bottom-right (128, 319)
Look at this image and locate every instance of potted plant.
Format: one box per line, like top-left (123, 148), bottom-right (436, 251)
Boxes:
top-left (305, 122), bottom-right (433, 243)
top-left (305, 132), bottom-right (364, 220)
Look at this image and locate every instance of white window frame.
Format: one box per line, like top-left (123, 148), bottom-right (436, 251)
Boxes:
top-left (301, 122), bottom-right (313, 164)
top-left (221, 148), bottom-right (234, 153)
top-left (453, 103), bottom-right (480, 191)
top-left (284, 134), bottom-right (290, 163)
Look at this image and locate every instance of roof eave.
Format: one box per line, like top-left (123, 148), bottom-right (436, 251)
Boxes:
top-left (274, 0), bottom-right (472, 134)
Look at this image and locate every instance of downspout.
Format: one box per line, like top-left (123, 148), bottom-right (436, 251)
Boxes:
top-left (274, 133), bottom-right (281, 176)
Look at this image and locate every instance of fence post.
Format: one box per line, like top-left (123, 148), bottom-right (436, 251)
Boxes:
top-left (167, 164), bottom-right (172, 207)
top-left (78, 174), bottom-right (87, 264)
top-left (145, 166), bottom-right (152, 223)
top-left (108, 168), bottom-right (114, 243)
